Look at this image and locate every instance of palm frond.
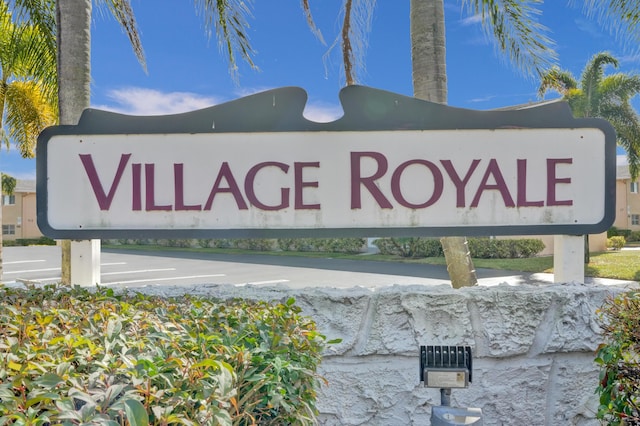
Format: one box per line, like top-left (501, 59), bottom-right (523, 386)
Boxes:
top-left (7, 0), bottom-right (56, 54)
top-left (537, 67), bottom-right (578, 98)
top-left (11, 21), bottom-right (56, 106)
top-left (4, 79), bottom-right (56, 158)
top-left (462, 0), bottom-right (557, 77)
top-left (195, 0), bottom-right (257, 82)
top-left (328, 0), bottom-right (375, 86)
top-left (580, 52), bottom-right (617, 97)
top-left (600, 102), bottom-right (640, 180)
top-left (95, 0), bottom-right (146, 71)
top-left (300, 0), bottom-right (325, 45)
top-left (599, 73), bottom-right (640, 104)
top-left (578, 0), bottom-right (640, 51)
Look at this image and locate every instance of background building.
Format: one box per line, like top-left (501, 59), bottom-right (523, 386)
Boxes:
top-left (2, 180), bottom-right (42, 241)
top-left (614, 164), bottom-right (640, 232)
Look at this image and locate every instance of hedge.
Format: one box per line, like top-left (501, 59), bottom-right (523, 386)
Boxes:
top-left (3, 237), bottom-right (56, 247)
top-left (373, 237), bottom-right (545, 259)
top-left (277, 238), bottom-right (365, 254)
top-left (0, 285), bottom-right (331, 425)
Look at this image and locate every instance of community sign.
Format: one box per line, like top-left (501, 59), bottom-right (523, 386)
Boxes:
top-left (36, 86), bottom-right (616, 239)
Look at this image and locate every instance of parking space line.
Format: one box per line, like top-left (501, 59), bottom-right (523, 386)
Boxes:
top-left (102, 268), bottom-right (176, 276)
top-left (5, 260), bottom-right (47, 265)
top-left (235, 279), bottom-right (290, 286)
top-left (105, 274), bottom-right (226, 285)
top-left (5, 267), bottom-right (61, 274)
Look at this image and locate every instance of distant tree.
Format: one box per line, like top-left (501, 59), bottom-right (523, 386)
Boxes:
top-left (1, 173), bottom-right (16, 280)
top-left (538, 52), bottom-right (640, 181)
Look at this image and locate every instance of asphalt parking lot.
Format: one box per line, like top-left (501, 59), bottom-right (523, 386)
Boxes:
top-left (1, 245), bottom-right (538, 290)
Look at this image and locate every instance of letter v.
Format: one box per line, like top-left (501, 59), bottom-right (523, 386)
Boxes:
top-left (79, 153), bottom-right (131, 210)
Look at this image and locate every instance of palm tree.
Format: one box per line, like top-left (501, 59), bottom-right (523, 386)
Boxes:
top-left (538, 52), bottom-right (640, 180)
top-left (336, 0), bottom-right (640, 288)
top-left (538, 51), bottom-right (640, 263)
top-left (0, 2), bottom-right (56, 281)
top-left (9, 0), bottom-right (269, 285)
top-left (1, 173), bottom-right (16, 280)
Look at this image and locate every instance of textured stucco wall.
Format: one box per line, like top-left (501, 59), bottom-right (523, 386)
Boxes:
top-left (129, 281), bottom-right (633, 426)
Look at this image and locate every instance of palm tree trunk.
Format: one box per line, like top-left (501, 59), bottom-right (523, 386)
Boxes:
top-left (56, 0), bottom-right (99, 285)
top-left (410, 0), bottom-right (477, 288)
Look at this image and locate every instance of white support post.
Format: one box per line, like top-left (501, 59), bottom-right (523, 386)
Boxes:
top-left (553, 235), bottom-right (584, 283)
top-left (70, 239), bottom-right (101, 286)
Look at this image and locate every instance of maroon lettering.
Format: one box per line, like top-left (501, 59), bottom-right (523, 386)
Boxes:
top-left (132, 163), bottom-right (142, 211)
top-left (245, 162), bottom-right (290, 211)
top-left (517, 159), bottom-right (544, 207)
top-left (294, 162), bottom-right (320, 210)
top-left (79, 153), bottom-right (131, 210)
top-left (391, 160), bottom-right (443, 208)
top-left (441, 159), bottom-right (481, 208)
top-left (351, 152), bottom-right (393, 209)
top-left (145, 164), bottom-right (172, 211)
top-left (547, 158), bottom-right (573, 206)
top-left (204, 162), bottom-right (248, 210)
top-left (470, 159), bottom-right (515, 208)
top-left (174, 164), bottom-right (202, 211)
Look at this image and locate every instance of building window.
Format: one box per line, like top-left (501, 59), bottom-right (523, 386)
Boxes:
top-left (632, 182), bottom-right (639, 194)
top-left (633, 214), bottom-right (640, 226)
top-left (2, 224), bottom-right (15, 235)
top-left (2, 195), bottom-right (15, 205)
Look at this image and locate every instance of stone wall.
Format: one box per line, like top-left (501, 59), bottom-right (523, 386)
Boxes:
top-left (133, 281), bottom-right (633, 426)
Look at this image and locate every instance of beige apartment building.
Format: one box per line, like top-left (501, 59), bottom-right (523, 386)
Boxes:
top-left (614, 164), bottom-right (640, 231)
top-left (2, 179), bottom-right (41, 241)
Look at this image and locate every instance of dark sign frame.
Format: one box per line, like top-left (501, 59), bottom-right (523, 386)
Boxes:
top-left (36, 85), bottom-right (616, 239)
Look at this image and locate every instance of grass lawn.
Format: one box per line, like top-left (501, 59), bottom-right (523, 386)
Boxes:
top-left (586, 250), bottom-right (640, 281)
top-left (104, 244), bottom-right (640, 282)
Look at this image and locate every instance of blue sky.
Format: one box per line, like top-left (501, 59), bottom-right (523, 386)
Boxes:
top-left (3, 0), bottom-right (639, 179)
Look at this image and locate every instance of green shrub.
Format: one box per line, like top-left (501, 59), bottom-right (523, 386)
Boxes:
top-left (628, 231), bottom-right (640, 243)
top-left (467, 238), bottom-right (545, 259)
top-left (0, 285), bottom-right (331, 425)
top-left (608, 227), bottom-right (632, 240)
top-left (166, 239), bottom-right (194, 248)
top-left (607, 236), bottom-right (627, 250)
top-left (595, 291), bottom-right (640, 425)
top-left (608, 226), bottom-right (620, 238)
top-left (373, 237), bottom-right (544, 259)
top-left (277, 238), bottom-right (295, 251)
top-left (373, 237), bottom-right (442, 258)
top-left (231, 239), bottom-right (276, 251)
top-left (197, 238), bottom-right (212, 248)
top-left (5, 237), bottom-right (56, 247)
top-left (212, 239), bottom-right (233, 249)
top-left (276, 238), bottom-right (365, 254)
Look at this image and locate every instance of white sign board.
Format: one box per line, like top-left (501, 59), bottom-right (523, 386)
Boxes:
top-left (37, 86), bottom-right (616, 239)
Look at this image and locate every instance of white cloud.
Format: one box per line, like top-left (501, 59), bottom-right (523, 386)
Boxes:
top-left (93, 87), bottom-right (221, 115)
top-left (460, 14), bottom-right (482, 26)
top-left (574, 18), bottom-right (603, 38)
top-left (233, 86), bottom-right (343, 122)
top-left (94, 86), bottom-right (344, 123)
top-left (619, 53), bottom-right (640, 64)
top-left (303, 103), bottom-right (344, 122)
